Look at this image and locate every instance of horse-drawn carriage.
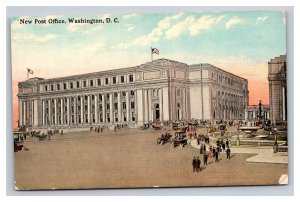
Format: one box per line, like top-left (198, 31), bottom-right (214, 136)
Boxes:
top-left (171, 132), bottom-right (187, 148)
top-left (172, 122), bottom-right (188, 132)
top-left (157, 133), bottom-right (172, 145)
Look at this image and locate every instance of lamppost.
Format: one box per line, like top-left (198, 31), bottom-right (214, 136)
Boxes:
top-left (258, 100), bottom-right (262, 121)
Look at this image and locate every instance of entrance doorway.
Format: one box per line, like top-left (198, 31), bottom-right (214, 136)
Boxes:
top-left (154, 104), bottom-right (160, 120)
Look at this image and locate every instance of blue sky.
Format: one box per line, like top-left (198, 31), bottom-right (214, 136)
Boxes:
top-left (11, 11), bottom-right (286, 106)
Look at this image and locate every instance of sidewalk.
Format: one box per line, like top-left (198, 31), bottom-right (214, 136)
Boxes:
top-left (190, 139), bottom-right (288, 164)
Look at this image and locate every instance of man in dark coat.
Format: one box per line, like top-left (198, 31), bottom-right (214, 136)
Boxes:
top-left (192, 156), bottom-right (197, 172)
top-left (215, 150), bottom-right (219, 162)
top-left (203, 152), bottom-right (208, 166)
top-left (196, 157), bottom-right (201, 172)
top-left (226, 147), bottom-right (231, 159)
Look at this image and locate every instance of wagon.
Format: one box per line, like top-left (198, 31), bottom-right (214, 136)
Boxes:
top-left (171, 132), bottom-right (187, 148)
top-left (157, 133), bottom-right (172, 145)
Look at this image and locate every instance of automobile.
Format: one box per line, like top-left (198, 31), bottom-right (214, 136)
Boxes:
top-left (171, 132), bottom-right (187, 148)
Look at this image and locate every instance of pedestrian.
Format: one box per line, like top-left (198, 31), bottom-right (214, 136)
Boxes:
top-left (192, 156), bottom-right (197, 172)
top-left (203, 152), bottom-right (208, 166)
top-left (222, 142), bottom-right (226, 151)
top-left (212, 147), bottom-right (216, 157)
top-left (196, 157), bottom-right (201, 172)
top-left (226, 147), bottom-right (231, 159)
top-left (203, 144), bottom-right (206, 154)
top-left (226, 139), bottom-right (229, 148)
top-left (60, 129), bottom-right (63, 136)
top-left (215, 150), bottom-right (219, 162)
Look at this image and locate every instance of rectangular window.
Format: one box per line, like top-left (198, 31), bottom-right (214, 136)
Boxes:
top-left (131, 102), bottom-right (135, 109)
top-left (63, 83), bottom-right (67, 90)
top-left (113, 77), bottom-right (117, 84)
top-left (51, 84), bottom-right (54, 91)
top-left (44, 85), bottom-right (48, 92)
top-left (131, 91), bottom-right (135, 96)
top-left (70, 82), bottom-right (73, 89)
top-left (129, 75), bottom-right (134, 82)
top-left (114, 103), bottom-right (118, 110)
top-left (121, 76), bottom-right (125, 83)
top-left (77, 81), bottom-right (80, 88)
top-left (107, 103), bottom-right (110, 110)
top-left (83, 80), bottom-right (87, 87)
top-left (90, 80), bottom-right (93, 87)
top-left (105, 78), bottom-right (109, 85)
top-left (97, 79), bottom-right (101, 86)
top-left (132, 112), bottom-right (135, 121)
top-left (57, 84), bottom-right (60, 90)
top-left (122, 102), bottom-right (126, 110)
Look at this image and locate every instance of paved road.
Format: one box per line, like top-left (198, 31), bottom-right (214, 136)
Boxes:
top-left (14, 129), bottom-right (288, 190)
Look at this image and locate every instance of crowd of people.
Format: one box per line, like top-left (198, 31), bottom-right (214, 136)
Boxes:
top-left (192, 136), bottom-right (232, 173)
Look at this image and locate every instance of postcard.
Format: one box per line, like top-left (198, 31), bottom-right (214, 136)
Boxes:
top-left (11, 11), bottom-right (288, 190)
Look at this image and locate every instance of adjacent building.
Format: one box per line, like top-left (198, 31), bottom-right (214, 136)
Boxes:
top-left (268, 55), bottom-right (287, 123)
top-left (17, 58), bottom-right (248, 129)
top-left (245, 104), bottom-right (270, 120)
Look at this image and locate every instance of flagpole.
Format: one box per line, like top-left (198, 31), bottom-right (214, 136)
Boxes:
top-left (151, 47), bottom-right (153, 62)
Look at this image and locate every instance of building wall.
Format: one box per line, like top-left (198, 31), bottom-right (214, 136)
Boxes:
top-left (268, 55), bottom-right (287, 123)
top-left (17, 58), bottom-right (248, 129)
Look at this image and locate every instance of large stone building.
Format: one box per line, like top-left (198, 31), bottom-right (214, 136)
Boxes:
top-left (17, 58), bottom-right (248, 129)
top-left (245, 104), bottom-right (270, 121)
top-left (268, 55), bottom-right (287, 123)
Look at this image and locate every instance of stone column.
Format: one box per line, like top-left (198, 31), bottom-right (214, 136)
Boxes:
top-left (23, 101), bottom-right (26, 125)
top-left (19, 99), bottom-right (23, 126)
top-left (31, 100), bottom-right (34, 126)
top-left (80, 96), bottom-right (84, 124)
top-left (60, 98), bottom-right (64, 125)
top-left (54, 98), bottom-right (57, 125)
top-left (34, 99), bottom-right (38, 126)
top-left (87, 95), bottom-right (91, 124)
top-left (118, 92), bottom-right (122, 123)
top-left (159, 88), bottom-right (163, 121)
top-left (74, 97), bottom-right (77, 124)
top-left (48, 99), bottom-right (51, 125)
top-left (144, 90), bottom-right (148, 122)
top-left (148, 89), bottom-right (152, 122)
top-left (136, 89), bottom-right (143, 126)
top-left (42, 99), bottom-right (45, 125)
top-left (102, 94), bottom-right (106, 123)
top-left (126, 91), bottom-right (130, 123)
top-left (109, 93), bottom-right (113, 123)
top-left (94, 94), bottom-right (98, 123)
top-left (67, 97), bottom-right (70, 125)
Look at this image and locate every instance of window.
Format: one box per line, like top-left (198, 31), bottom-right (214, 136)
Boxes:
top-left (57, 84), bottom-right (60, 90)
top-left (123, 102), bottom-right (126, 110)
top-left (97, 79), bottom-right (101, 86)
top-left (70, 82), bottom-right (73, 89)
top-left (105, 78), bottom-right (109, 85)
top-left (106, 103), bottom-right (110, 110)
top-left (132, 112), bottom-right (135, 121)
top-left (131, 91), bottom-right (134, 96)
top-left (114, 103), bottom-right (118, 110)
top-left (114, 92), bottom-right (118, 98)
top-left (77, 81), bottom-right (80, 88)
top-left (113, 77), bottom-right (117, 84)
top-left (63, 83), bottom-right (67, 90)
top-left (129, 75), bottom-right (134, 82)
top-left (122, 92), bottom-right (126, 97)
top-left (90, 80), bottom-right (93, 87)
top-left (44, 85), bottom-right (48, 92)
top-left (51, 84), bottom-right (54, 91)
top-left (121, 76), bottom-right (125, 83)
top-left (83, 80), bottom-right (87, 87)
top-left (131, 102), bottom-right (135, 109)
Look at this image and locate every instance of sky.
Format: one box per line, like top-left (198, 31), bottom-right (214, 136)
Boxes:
top-left (10, 11), bottom-right (286, 128)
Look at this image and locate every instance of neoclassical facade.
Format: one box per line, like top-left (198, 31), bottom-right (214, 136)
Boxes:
top-left (17, 58), bottom-right (248, 129)
top-left (268, 55), bottom-right (287, 123)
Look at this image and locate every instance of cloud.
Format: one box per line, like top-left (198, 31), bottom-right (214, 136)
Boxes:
top-left (11, 16), bottom-right (28, 30)
top-left (12, 33), bottom-right (57, 43)
top-left (125, 24), bottom-right (135, 32)
top-left (165, 16), bottom-right (194, 39)
top-left (123, 13), bottom-right (139, 19)
top-left (225, 16), bottom-right (242, 29)
top-left (188, 15), bottom-right (217, 36)
top-left (85, 41), bottom-right (106, 53)
top-left (256, 16), bottom-right (269, 22)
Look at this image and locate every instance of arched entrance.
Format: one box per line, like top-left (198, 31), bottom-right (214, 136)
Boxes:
top-left (153, 103), bottom-right (160, 120)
